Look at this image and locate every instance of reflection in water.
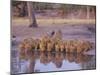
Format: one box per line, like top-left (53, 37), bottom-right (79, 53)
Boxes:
top-left (11, 50), bottom-right (96, 74)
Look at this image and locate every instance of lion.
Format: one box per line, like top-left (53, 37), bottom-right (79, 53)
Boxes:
top-left (39, 40), bottom-right (46, 51)
top-left (59, 41), bottom-right (65, 52)
top-left (47, 41), bottom-right (54, 52)
top-left (55, 43), bottom-right (60, 52)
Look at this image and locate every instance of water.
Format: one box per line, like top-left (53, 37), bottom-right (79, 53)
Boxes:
top-left (11, 50), bottom-right (96, 74)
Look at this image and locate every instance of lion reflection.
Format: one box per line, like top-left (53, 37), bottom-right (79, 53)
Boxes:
top-left (19, 51), bottom-right (94, 70)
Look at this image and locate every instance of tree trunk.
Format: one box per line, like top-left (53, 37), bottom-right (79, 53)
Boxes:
top-left (27, 2), bottom-right (38, 27)
top-left (86, 6), bottom-right (90, 19)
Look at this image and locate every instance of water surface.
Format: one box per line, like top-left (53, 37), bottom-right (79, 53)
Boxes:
top-left (11, 50), bottom-right (96, 74)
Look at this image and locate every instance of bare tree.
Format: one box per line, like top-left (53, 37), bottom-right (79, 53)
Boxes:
top-left (27, 2), bottom-right (38, 27)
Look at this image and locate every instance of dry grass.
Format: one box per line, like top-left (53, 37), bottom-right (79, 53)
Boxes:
top-left (12, 17), bottom-right (96, 26)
